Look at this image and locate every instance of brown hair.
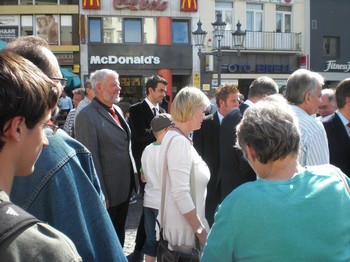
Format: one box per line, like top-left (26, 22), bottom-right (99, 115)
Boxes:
top-left (0, 51), bottom-right (58, 151)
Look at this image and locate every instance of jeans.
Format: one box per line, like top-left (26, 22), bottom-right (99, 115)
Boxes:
top-left (143, 207), bottom-right (159, 257)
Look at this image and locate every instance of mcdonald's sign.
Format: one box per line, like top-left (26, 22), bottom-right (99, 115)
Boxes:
top-left (82, 0), bottom-right (101, 9)
top-left (180, 0), bottom-right (197, 12)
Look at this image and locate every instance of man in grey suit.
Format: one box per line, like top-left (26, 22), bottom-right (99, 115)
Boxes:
top-left (75, 69), bottom-right (137, 247)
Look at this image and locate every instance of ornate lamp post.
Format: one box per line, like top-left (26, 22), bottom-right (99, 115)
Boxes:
top-left (232, 20), bottom-right (246, 56)
top-left (192, 14), bottom-right (246, 88)
top-left (211, 13), bottom-right (226, 87)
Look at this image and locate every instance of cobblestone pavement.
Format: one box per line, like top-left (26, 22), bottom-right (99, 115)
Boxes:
top-left (124, 199), bottom-right (143, 257)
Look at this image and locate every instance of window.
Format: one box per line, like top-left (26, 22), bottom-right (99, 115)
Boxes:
top-left (21, 15), bottom-right (33, 36)
top-left (246, 3), bottom-right (262, 31)
top-left (0, 0), bottom-right (17, 5)
top-left (276, 5), bottom-right (291, 33)
top-left (60, 15), bottom-right (72, 45)
top-left (90, 17), bottom-right (156, 44)
top-left (143, 18), bottom-right (156, 44)
top-left (172, 20), bottom-right (189, 44)
top-left (16, 0), bottom-right (78, 5)
top-left (103, 17), bottom-right (122, 43)
top-left (323, 37), bottom-right (339, 58)
top-left (35, 0), bottom-right (57, 4)
top-left (89, 18), bottom-right (102, 43)
top-left (124, 19), bottom-right (142, 43)
top-left (36, 15), bottom-right (59, 45)
top-left (215, 1), bottom-right (233, 30)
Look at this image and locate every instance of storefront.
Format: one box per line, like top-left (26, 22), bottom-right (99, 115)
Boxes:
top-left (200, 52), bottom-right (299, 98)
top-left (88, 43), bottom-right (193, 103)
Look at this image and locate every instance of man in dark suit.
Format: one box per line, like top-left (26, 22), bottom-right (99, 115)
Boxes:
top-left (193, 84), bottom-right (240, 226)
top-left (75, 69), bottom-right (138, 247)
top-left (321, 78), bottom-right (350, 177)
top-left (128, 75), bottom-right (168, 261)
top-left (218, 76), bottom-right (279, 202)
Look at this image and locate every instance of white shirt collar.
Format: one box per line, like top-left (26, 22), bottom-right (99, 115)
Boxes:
top-left (217, 111), bottom-right (224, 124)
top-left (145, 97), bottom-right (159, 111)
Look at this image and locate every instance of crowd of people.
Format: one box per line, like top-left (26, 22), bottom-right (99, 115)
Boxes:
top-left (0, 35), bottom-right (350, 261)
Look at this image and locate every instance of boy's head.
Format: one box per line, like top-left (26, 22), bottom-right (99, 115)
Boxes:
top-left (151, 113), bottom-right (174, 135)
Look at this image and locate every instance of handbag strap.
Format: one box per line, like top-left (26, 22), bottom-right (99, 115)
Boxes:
top-left (159, 130), bottom-right (200, 248)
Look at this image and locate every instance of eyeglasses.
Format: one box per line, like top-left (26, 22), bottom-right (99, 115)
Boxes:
top-left (40, 121), bottom-right (59, 137)
top-left (50, 77), bottom-right (67, 88)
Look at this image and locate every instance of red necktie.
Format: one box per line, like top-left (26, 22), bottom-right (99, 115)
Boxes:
top-left (347, 123), bottom-right (350, 128)
top-left (109, 108), bottom-right (121, 126)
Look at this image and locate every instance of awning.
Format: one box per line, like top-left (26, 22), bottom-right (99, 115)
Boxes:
top-left (60, 67), bottom-right (81, 89)
top-left (0, 40), bottom-right (8, 50)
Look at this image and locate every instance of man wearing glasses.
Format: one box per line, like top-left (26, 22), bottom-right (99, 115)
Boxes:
top-left (7, 36), bottom-right (127, 262)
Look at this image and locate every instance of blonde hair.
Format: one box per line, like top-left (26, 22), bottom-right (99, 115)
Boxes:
top-left (171, 86), bottom-right (210, 122)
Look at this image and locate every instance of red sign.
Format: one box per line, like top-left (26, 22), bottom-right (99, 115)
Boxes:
top-left (113, 0), bottom-right (168, 11)
top-left (83, 0), bottom-right (101, 9)
top-left (180, 0), bottom-right (197, 12)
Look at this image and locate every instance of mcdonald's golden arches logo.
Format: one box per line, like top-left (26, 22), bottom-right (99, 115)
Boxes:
top-left (180, 0), bottom-right (197, 12)
top-left (83, 0), bottom-right (101, 9)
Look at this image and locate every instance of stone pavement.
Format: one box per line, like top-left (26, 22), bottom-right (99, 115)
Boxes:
top-left (124, 199), bottom-right (143, 257)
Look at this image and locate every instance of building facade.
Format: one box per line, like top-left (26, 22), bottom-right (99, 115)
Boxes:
top-left (0, 0), bottom-right (81, 88)
top-left (80, 0), bottom-right (201, 103)
top-left (196, 0), bottom-right (304, 98)
top-left (307, 0), bottom-right (350, 88)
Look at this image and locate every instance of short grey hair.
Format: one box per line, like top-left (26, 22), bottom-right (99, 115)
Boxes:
top-left (72, 87), bottom-right (85, 96)
top-left (285, 69), bottom-right (324, 105)
top-left (236, 94), bottom-right (300, 164)
top-left (171, 86), bottom-right (210, 122)
top-left (90, 69), bottom-right (119, 92)
top-left (248, 76), bottom-right (279, 98)
top-left (321, 88), bottom-right (336, 102)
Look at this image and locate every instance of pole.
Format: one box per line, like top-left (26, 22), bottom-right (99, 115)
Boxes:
top-left (217, 38), bottom-right (222, 87)
top-left (198, 50), bottom-right (202, 89)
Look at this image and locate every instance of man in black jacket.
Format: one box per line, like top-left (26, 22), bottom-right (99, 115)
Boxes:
top-left (193, 84), bottom-right (240, 226)
top-left (218, 76), bottom-right (279, 202)
top-left (321, 78), bottom-right (350, 177)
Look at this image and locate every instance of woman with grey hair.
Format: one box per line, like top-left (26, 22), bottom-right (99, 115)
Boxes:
top-left (157, 86), bottom-right (211, 255)
top-left (202, 94), bottom-right (350, 261)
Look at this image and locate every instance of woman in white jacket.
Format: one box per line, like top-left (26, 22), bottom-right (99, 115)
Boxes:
top-left (158, 86), bottom-right (211, 254)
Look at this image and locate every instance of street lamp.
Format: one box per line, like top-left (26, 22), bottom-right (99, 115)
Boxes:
top-left (192, 14), bottom-right (246, 88)
top-left (232, 20), bottom-right (246, 56)
top-left (192, 20), bottom-right (207, 55)
top-left (211, 13), bottom-right (226, 87)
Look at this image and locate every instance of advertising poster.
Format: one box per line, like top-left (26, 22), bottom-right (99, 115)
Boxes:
top-left (36, 15), bottom-right (58, 45)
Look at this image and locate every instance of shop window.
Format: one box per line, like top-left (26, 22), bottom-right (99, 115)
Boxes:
top-left (60, 15), bottom-right (72, 45)
top-left (35, 0), bottom-right (57, 4)
top-left (323, 37), bottom-right (339, 58)
top-left (0, 15), bottom-right (19, 42)
top-left (89, 18), bottom-right (102, 43)
top-left (124, 19), bottom-right (142, 43)
top-left (36, 15), bottom-right (59, 45)
top-left (21, 15), bottom-right (33, 37)
top-left (172, 20), bottom-right (189, 44)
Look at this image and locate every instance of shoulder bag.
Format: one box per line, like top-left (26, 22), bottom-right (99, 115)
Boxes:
top-left (156, 132), bottom-right (200, 262)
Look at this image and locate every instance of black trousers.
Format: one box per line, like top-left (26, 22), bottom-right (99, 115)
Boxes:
top-left (108, 199), bottom-right (130, 247)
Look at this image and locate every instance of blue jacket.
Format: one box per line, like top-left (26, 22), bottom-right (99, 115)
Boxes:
top-left (10, 129), bottom-right (127, 262)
